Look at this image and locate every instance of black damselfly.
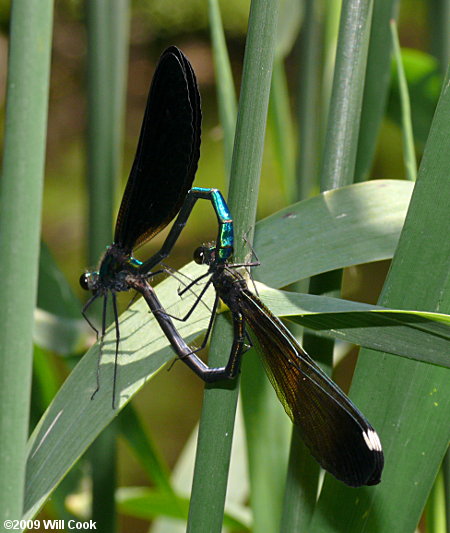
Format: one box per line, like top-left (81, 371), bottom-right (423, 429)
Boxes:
top-left (80, 47), bottom-right (233, 406)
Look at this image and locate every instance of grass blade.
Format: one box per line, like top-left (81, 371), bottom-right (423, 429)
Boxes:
top-left (85, 2), bottom-right (129, 532)
top-left (390, 20), bottom-right (417, 181)
top-left (0, 0), bottom-right (53, 523)
top-left (208, 0), bottom-right (237, 178)
top-left (258, 285), bottom-right (450, 367)
top-left (188, 1), bottom-right (280, 531)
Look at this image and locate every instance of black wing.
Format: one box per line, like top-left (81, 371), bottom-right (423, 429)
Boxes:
top-left (241, 290), bottom-right (384, 487)
top-left (114, 46), bottom-right (201, 253)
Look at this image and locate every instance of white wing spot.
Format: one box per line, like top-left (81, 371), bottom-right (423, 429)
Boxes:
top-left (363, 429), bottom-right (382, 452)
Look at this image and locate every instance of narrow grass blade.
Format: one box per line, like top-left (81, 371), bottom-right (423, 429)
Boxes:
top-left (295, 0), bottom-right (323, 201)
top-left (85, 2), bottom-right (129, 531)
top-left (390, 20), bottom-right (417, 181)
top-left (208, 0), bottom-right (237, 177)
top-left (320, 0), bottom-right (373, 189)
top-left (269, 58), bottom-right (297, 202)
top-left (188, 2), bottom-right (280, 532)
top-left (117, 487), bottom-right (250, 531)
top-left (118, 404), bottom-right (176, 496)
top-left (387, 49), bottom-right (441, 146)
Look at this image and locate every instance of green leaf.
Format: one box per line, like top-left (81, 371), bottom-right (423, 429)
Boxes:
top-left (35, 242), bottom-right (89, 355)
top-left (258, 284), bottom-right (450, 367)
top-left (275, 0), bottom-right (303, 59)
top-left (38, 242), bottom-right (81, 319)
top-left (390, 21), bottom-right (417, 182)
top-left (254, 179), bottom-right (413, 288)
top-left (117, 487), bottom-right (251, 531)
top-left (354, 0), bottom-right (400, 182)
top-left (117, 404), bottom-right (175, 496)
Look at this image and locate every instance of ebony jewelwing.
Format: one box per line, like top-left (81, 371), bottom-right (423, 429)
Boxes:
top-left (80, 46), bottom-right (233, 406)
top-left (168, 243), bottom-right (384, 487)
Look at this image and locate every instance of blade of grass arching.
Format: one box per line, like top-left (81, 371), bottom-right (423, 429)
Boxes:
top-left (310, 68), bottom-right (450, 533)
top-left (354, 0), bottom-right (400, 182)
top-left (428, 0), bottom-right (450, 77)
top-left (187, 2), bottom-right (280, 532)
top-left (257, 285), bottom-right (450, 368)
top-left (208, 0), bottom-right (237, 179)
top-left (390, 20), bottom-right (417, 182)
top-left (255, 179), bottom-right (413, 287)
top-left (282, 1), bottom-right (374, 528)
top-left (85, 2), bottom-right (129, 532)
top-left (0, 0), bottom-right (53, 524)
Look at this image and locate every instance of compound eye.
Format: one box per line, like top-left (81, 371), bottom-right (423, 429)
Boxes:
top-left (79, 273), bottom-right (90, 291)
top-left (193, 247), bottom-right (205, 265)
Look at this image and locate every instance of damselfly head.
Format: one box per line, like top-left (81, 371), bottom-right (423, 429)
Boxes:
top-left (193, 245), bottom-right (215, 266)
top-left (79, 271), bottom-right (99, 291)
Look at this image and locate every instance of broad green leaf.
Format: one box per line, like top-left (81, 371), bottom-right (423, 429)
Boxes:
top-left (258, 284), bottom-right (450, 367)
top-left (254, 179), bottom-right (413, 288)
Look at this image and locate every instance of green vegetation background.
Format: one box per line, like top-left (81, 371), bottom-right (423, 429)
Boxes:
top-left (0, 1), bottom-right (446, 532)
